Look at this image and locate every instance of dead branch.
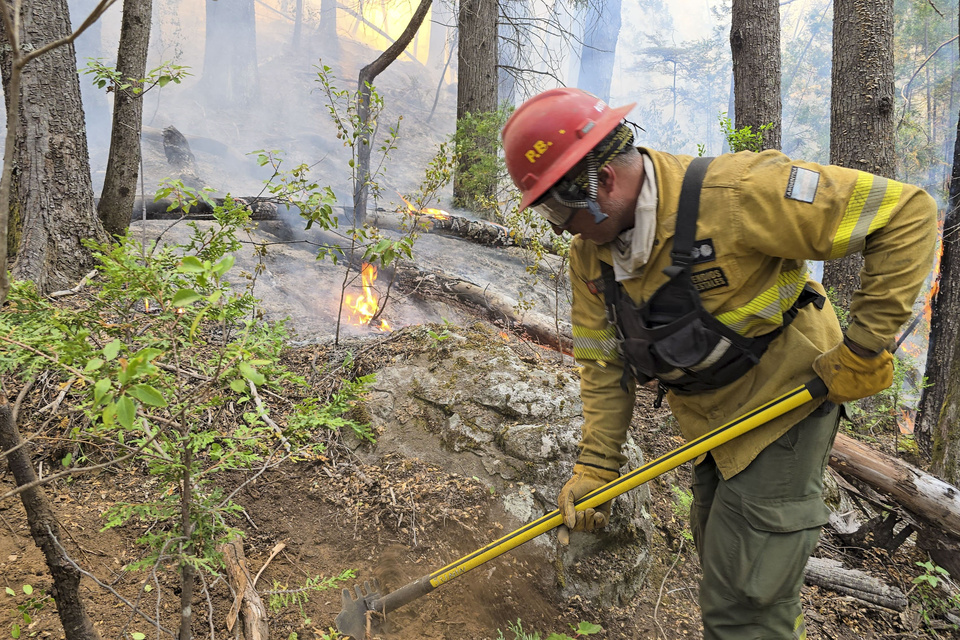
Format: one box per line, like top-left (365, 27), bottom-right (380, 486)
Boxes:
top-left (220, 536), bottom-right (270, 640)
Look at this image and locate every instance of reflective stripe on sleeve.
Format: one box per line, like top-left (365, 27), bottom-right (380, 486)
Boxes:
top-left (829, 173), bottom-right (903, 260)
top-left (572, 325), bottom-right (620, 362)
top-left (716, 267), bottom-right (808, 335)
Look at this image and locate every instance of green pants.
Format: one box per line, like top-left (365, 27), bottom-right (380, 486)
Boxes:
top-left (690, 403), bottom-right (840, 640)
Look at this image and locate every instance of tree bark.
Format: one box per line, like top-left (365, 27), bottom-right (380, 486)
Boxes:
top-left (0, 0), bottom-right (109, 295)
top-left (353, 0), bottom-right (433, 225)
top-left (917, 12), bottom-right (960, 478)
top-left (453, 0), bottom-right (499, 208)
top-left (202, 0), bottom-right (259, 106)
top-left (0, 404), bottom-right (102, 640)
top-left (576, 0), bottom-right (621, 104)
top-left (98, 0), bottom-right (152, 238)
top-left (730, 0), bottom-right (781, 150)
top-left (823, 0), bottom-right (895, 312)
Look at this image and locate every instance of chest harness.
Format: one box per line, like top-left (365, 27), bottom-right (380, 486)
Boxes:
top-left (601, 157), bottom-right (824, 405)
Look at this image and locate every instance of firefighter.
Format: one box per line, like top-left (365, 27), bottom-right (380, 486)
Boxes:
top-left (501, 87), bottom-right (938, 640)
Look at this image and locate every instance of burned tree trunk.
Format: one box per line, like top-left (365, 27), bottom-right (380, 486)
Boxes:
top-left (0, 404), bottom-right (101, 640)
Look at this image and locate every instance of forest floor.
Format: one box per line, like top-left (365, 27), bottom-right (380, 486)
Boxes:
top-left (1, 332), bottom-right (957, 640)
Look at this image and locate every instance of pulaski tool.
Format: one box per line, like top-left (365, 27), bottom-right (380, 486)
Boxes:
top-left (336, 377), bottom-right (828, 639)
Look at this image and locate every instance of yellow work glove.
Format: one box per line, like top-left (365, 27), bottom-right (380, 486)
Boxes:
top-left (557, 462), bottom-right (619, 545)
top-left (812, 338), bottom-right (894, 404)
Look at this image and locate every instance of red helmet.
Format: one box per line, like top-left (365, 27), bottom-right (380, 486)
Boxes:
top-left (502, 88), bottom-right (636, 211)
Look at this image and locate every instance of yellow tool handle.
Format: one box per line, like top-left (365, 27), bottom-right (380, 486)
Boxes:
top-left (425, 377), bottom-right (827, 589)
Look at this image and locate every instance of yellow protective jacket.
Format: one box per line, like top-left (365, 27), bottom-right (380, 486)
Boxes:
top-left (571, 149), bottom-right (938, 479)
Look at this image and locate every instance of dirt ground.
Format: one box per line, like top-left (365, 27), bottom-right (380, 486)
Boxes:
top-left (1, 338), bottom-right (956, 640)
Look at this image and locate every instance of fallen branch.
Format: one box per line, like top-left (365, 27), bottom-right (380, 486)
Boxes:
top-left (804, 557), bottom-right (908, 611)
top-left (220, 537), bottom-right (269, 640)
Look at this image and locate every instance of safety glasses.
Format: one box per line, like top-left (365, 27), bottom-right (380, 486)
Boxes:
top-left (531, 195), bottom-right (578, 229)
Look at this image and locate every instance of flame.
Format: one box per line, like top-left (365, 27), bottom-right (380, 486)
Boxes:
top-left (399, 193), bottom-right (450, 220)
top-left (899, 408), bottom-right (915, 435)
top-left (344, 263), bottom-right (391, 331)
top-left (499, 331), bottom-right (510, 341)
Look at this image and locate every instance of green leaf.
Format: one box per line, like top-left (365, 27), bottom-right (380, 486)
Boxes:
top-left (178, 256), bottom-right (205, 273)
top-left (21, 613), bottom-right (30, 625)
top-left (129, 384), bottom-right (167, 407)
top-left (171, 289), bottom-right (202, 307)
top-left (5, 587), bottom-right (14, 596)
top-left (116, 396), bottom-right (135, 430)
top-left (214, 254), bottom-right (235, 275)
top-left (575, 622), bottom-right (602, 635)
top-left (157, 75), bottom-right (171, 88)
top-left (21, 585), bottom-right (32, 596)
top-left (238, 362), bottom-right (265, 386)
top-left (103, 339), bottom-right (122, 361)
top-left (84, 358), bottom-right (104, 372)
top-left (143, 584), bottom-right (152, 592)
top-left (62, 453), bottom-right (72, 467)
top-left (94, 378), bottom-right (112, 404)
top-left (11, 622), bottom-right (20, 638)
top-left (229, 379), bottom-right (247, 393)
top-left (131, 633), bottom-right (146, 640)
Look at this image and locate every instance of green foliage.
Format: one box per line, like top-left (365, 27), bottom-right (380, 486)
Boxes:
top-left (0, 184), bottom-right (375, 627)
top-left (452, 103), bottom-right (513, 215)
top-left (265, 570), bottom-right (356, 626)
top-left (4, 584), bottom-right (51, 639)
top-left (669, 484), bottom-right (694, 543)
top-left (82, 58), bottom-right (191, 95)
top-left (287, 375), bottom-right (376, 442)
top-left (496, 618), bottom-right (602, 640)
top-left (910, 561), bottom-right (960, 634)
top-left (718, 112), bottom-right (774, 153)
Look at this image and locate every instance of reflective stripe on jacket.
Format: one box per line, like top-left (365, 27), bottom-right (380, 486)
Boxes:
top-left (571, 149), bottom-right (938, 479)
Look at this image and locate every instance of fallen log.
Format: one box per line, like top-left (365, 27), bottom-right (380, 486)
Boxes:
top-left (392, 261), bottom-right (573, 353)
top-left (804, 557), bottom-right (907, 611)
top-left (220, 537), bottom-right (269, 640)
top-left (128, 196), bottom-right (279, 221)
top-left (373, 208), bottom-right (568, 256)
top-left (829, 432), bottom-right (960, 540)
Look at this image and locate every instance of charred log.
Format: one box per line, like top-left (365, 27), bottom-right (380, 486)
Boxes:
top-left (392, 261), bottom-right (572, 353)
top-left (376, 209), bottom-right (567, 256)
top-left (804, 557), bottom-right (908, 611)
top-left (128, 196), bottom-right (279, 221)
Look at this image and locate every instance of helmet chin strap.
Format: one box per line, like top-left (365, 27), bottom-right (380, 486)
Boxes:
top-left (551, 152), bottom-right (610, 225)
top-left (586, 200), bottom-right (608, 224)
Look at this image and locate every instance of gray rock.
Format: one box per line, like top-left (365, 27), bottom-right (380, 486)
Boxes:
top-left (362, 327), bottom-right (654, 607)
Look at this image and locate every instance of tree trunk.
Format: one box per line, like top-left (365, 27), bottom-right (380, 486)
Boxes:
top-left (823, 0), bottom-right (895, 312)
top-left (803, 557), bottom-right (907, 611)
top-left (0, 0), bottom-right (109, 294)
top-left (220, 538), bottom-right (270, 640)
top-left (98, 0), bottom-right (152, 238)
top-left (576, 0), bottom-right (621, 104)
top-left (0, 404), bottom-right (102, 640)
top-left (202, 0), bottom-right (259, 106)
top-left (730, 0), bottom-right (781, 150)
top-left (353, 0), bottom-right (433, 226)
top-left (917, 9), bottom-right (960, 480)
top-left (453, 0), bottom-right (498, 208)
